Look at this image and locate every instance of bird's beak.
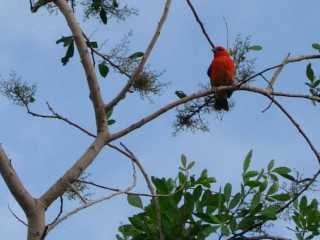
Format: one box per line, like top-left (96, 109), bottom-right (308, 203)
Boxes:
top-left (212, 48), bottom-right (216, 54)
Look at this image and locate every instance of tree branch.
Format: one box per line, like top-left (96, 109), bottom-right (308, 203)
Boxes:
top-left (46, 160), bottom-right (137, 233)
top-left (119, 143), bottom-right (164, 240)
top-left (0, 145), bottom-right (35, 214)
top-left (30, 0), bottom-right (52, 12)
top-left (54, 0), bottom-right (107, 134)
top-left (105, 0), bottom-right (172, 111)
top-left (185, 0), bottom-right (215, 50)
top-left (243, 235), bottom-right (291, 240)
top-left (266, 53), bottom-right (290, 92)
top-left (40, 132), bottom-right (108, 208)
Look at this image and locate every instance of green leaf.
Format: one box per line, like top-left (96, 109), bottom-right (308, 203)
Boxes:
top-left (245, 170), bottom-right (259, 178)
top-left (248, 45), bottom-right (263, 51)
top-left (195, 212), bottom-right (221, 224)
top-left (243, 150), bottom-right (252, 173)
top-left (273, 167), bottom-right (291, 175)
top-left (259, 180), bottom-right (268, 192)
top-left (87, 41), bottom-right (98, 49)
top-left (267, 159), bottom-right (275, 171)
top-left (129, 52), bottom-right (144, 60)
top-left (193, 185), bottom-right (202, 200)
top-left (306, 63), bottom-right (315, 82)
top-left (221, 224), bottom-right (230, 236)
top-left (270, 173), bottom-right (278, 182)
top-left (262, 205), bottom-right (279, 219)
top-left (300, 196), bottom-right (308, 213)
top-left (270, 193), bottom-right (291, 201)
top-left (127, 194), bottom-right (143, 209)
top-left (107, 119), bottom-right (116, 125)
top-left (280, 173), bottom-right (296, 181)
top-left (99, 8), bottom-right (107, 24)
top-left (245, 180), bottom-right (261, 188)
top-left (56, 36), bottom-right (73, 46)
top-left (224, 183), bottom-right (232, 202)
top-left (267, 182), bottom-right (279, 196)
top-left (251, 192), bottom-right (261, 210)
top-left (181, 154), bottom-right (187, 167)
top-left (312, 43), bottom-right (320, 51)
top-left (29, 96), bottom-right (36, 103)
top-left (61, 42), bottom-right (74, 65)
top-left (113, 0), bottom-right (119, 8)
top-left (187, 161), bottom-right (195, 170)
top-left (313, 80), bottom-right (320, 87)
top-left (105, 108), bottom-right (113, 119)
top-left (229, 193), bottom-right (241, 209)
top-left (98, 62), bottom-right (109, 78)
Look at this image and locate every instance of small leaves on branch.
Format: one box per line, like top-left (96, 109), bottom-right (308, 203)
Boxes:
top-left (117, 152), bottom-right (317, 239)
top-left (312, 43), bottom-right (320, 52)
top-left (98, 62), bottom-right (110, 77)
top-left (82, 0), bottom-right (138, 24)
top-left (305, 63), bottom-right (320, 102)
top-left (0, 73), bottom-right (36, 106)
top-left (56, 36), bottom-right (75, 65)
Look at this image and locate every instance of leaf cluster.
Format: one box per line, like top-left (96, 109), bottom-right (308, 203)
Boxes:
top-left (116, 152), bottom-right (320, 239)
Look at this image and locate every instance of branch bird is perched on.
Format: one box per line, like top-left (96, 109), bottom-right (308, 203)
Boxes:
top-left (207, 46), bottom-right (235, 111)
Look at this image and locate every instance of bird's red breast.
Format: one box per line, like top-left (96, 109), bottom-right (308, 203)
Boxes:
top-left (207, 46), bottom-right (235, 111)
top-left (207, 46), bottom-right (235, 87)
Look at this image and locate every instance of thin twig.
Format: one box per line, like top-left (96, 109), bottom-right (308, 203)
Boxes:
top-left (55, 0), bottom-right (107, 133)
top-left (239, 54), bottom-right (320, 86)
top-left (47, 161), bottom-right (137, 233)
top-left (119, 143), bottom-right (164, 240)
top-left (259, 74), bottom-right (274, 113)
top-left (48, 196), bottom-right (64, 227)
top-left (68, 183), bottom-right (88, 204)
top-left (222, 16), bottom-right (229, 50)
top-left (105, 0), bottom-right (172, 111)
top-left (185, 0), bottom-right (215, 50)
top-left (8, 205), bottom-right (28, 227)
top-left (267, 53), bottom-right (290, 92)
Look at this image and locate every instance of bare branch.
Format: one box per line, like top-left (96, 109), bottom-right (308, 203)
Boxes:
top-left (240, 54), bottom-right (320, 85)
top-left (105, 0), bottom-right (172, 111)
top-left (0, 145), bottom-right (34, 214)
top-left (185, 0), bottom-right (215, 50)
top-left (54, 0), bottom-right (107, 133)
top-left (76, 179), bottom-right (156, 197)
top-left (46, 160), bottom-right (137, 233)
top-left (120, 143), bottom-right (164, 240)
top-left (263, 93), bottom-right (320, 163)
top-left (48, 196), bottom-right (63, 227)
top-left (243, 235), bottom-right (291, 240)
top-left (25, 102), bottom-right (96, 138)
top-left (267, 53), bottom-right (290, 92)
top-left (67, 183), bottom-right (88, 204)
top-left (40, 132), bottom-right (108, 208)
top-left (8, 205), bottom-right (28, 227)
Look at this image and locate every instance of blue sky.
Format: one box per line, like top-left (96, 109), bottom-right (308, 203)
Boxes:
top-left (1, 0), bottom-right (320, 239)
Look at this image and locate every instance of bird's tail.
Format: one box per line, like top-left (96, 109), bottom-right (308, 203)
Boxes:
top-left (214, 96), bottom-right (229, 111)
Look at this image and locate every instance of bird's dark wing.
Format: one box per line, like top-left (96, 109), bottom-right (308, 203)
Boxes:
top-left (207, 64), bottom-right (212, 78)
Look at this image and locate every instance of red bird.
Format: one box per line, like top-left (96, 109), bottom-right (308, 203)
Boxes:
top-left (207, 46), bottom-right (235, 111)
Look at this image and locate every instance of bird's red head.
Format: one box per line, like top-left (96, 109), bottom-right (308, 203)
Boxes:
top-left (213, 46), bottom-right (229, 57)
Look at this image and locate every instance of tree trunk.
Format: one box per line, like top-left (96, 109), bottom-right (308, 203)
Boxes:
top-left (27, 200), bottom-right (45, 240)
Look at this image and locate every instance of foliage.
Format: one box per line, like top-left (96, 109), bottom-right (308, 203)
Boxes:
top-left (116, 152), bottom-right (320, 239)
top-left (81, 0), bottom-right (138, 24)
top-left (305, 63), bottom-right (320, 104)
top-left (0, 72), bottom-right (36, 106)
